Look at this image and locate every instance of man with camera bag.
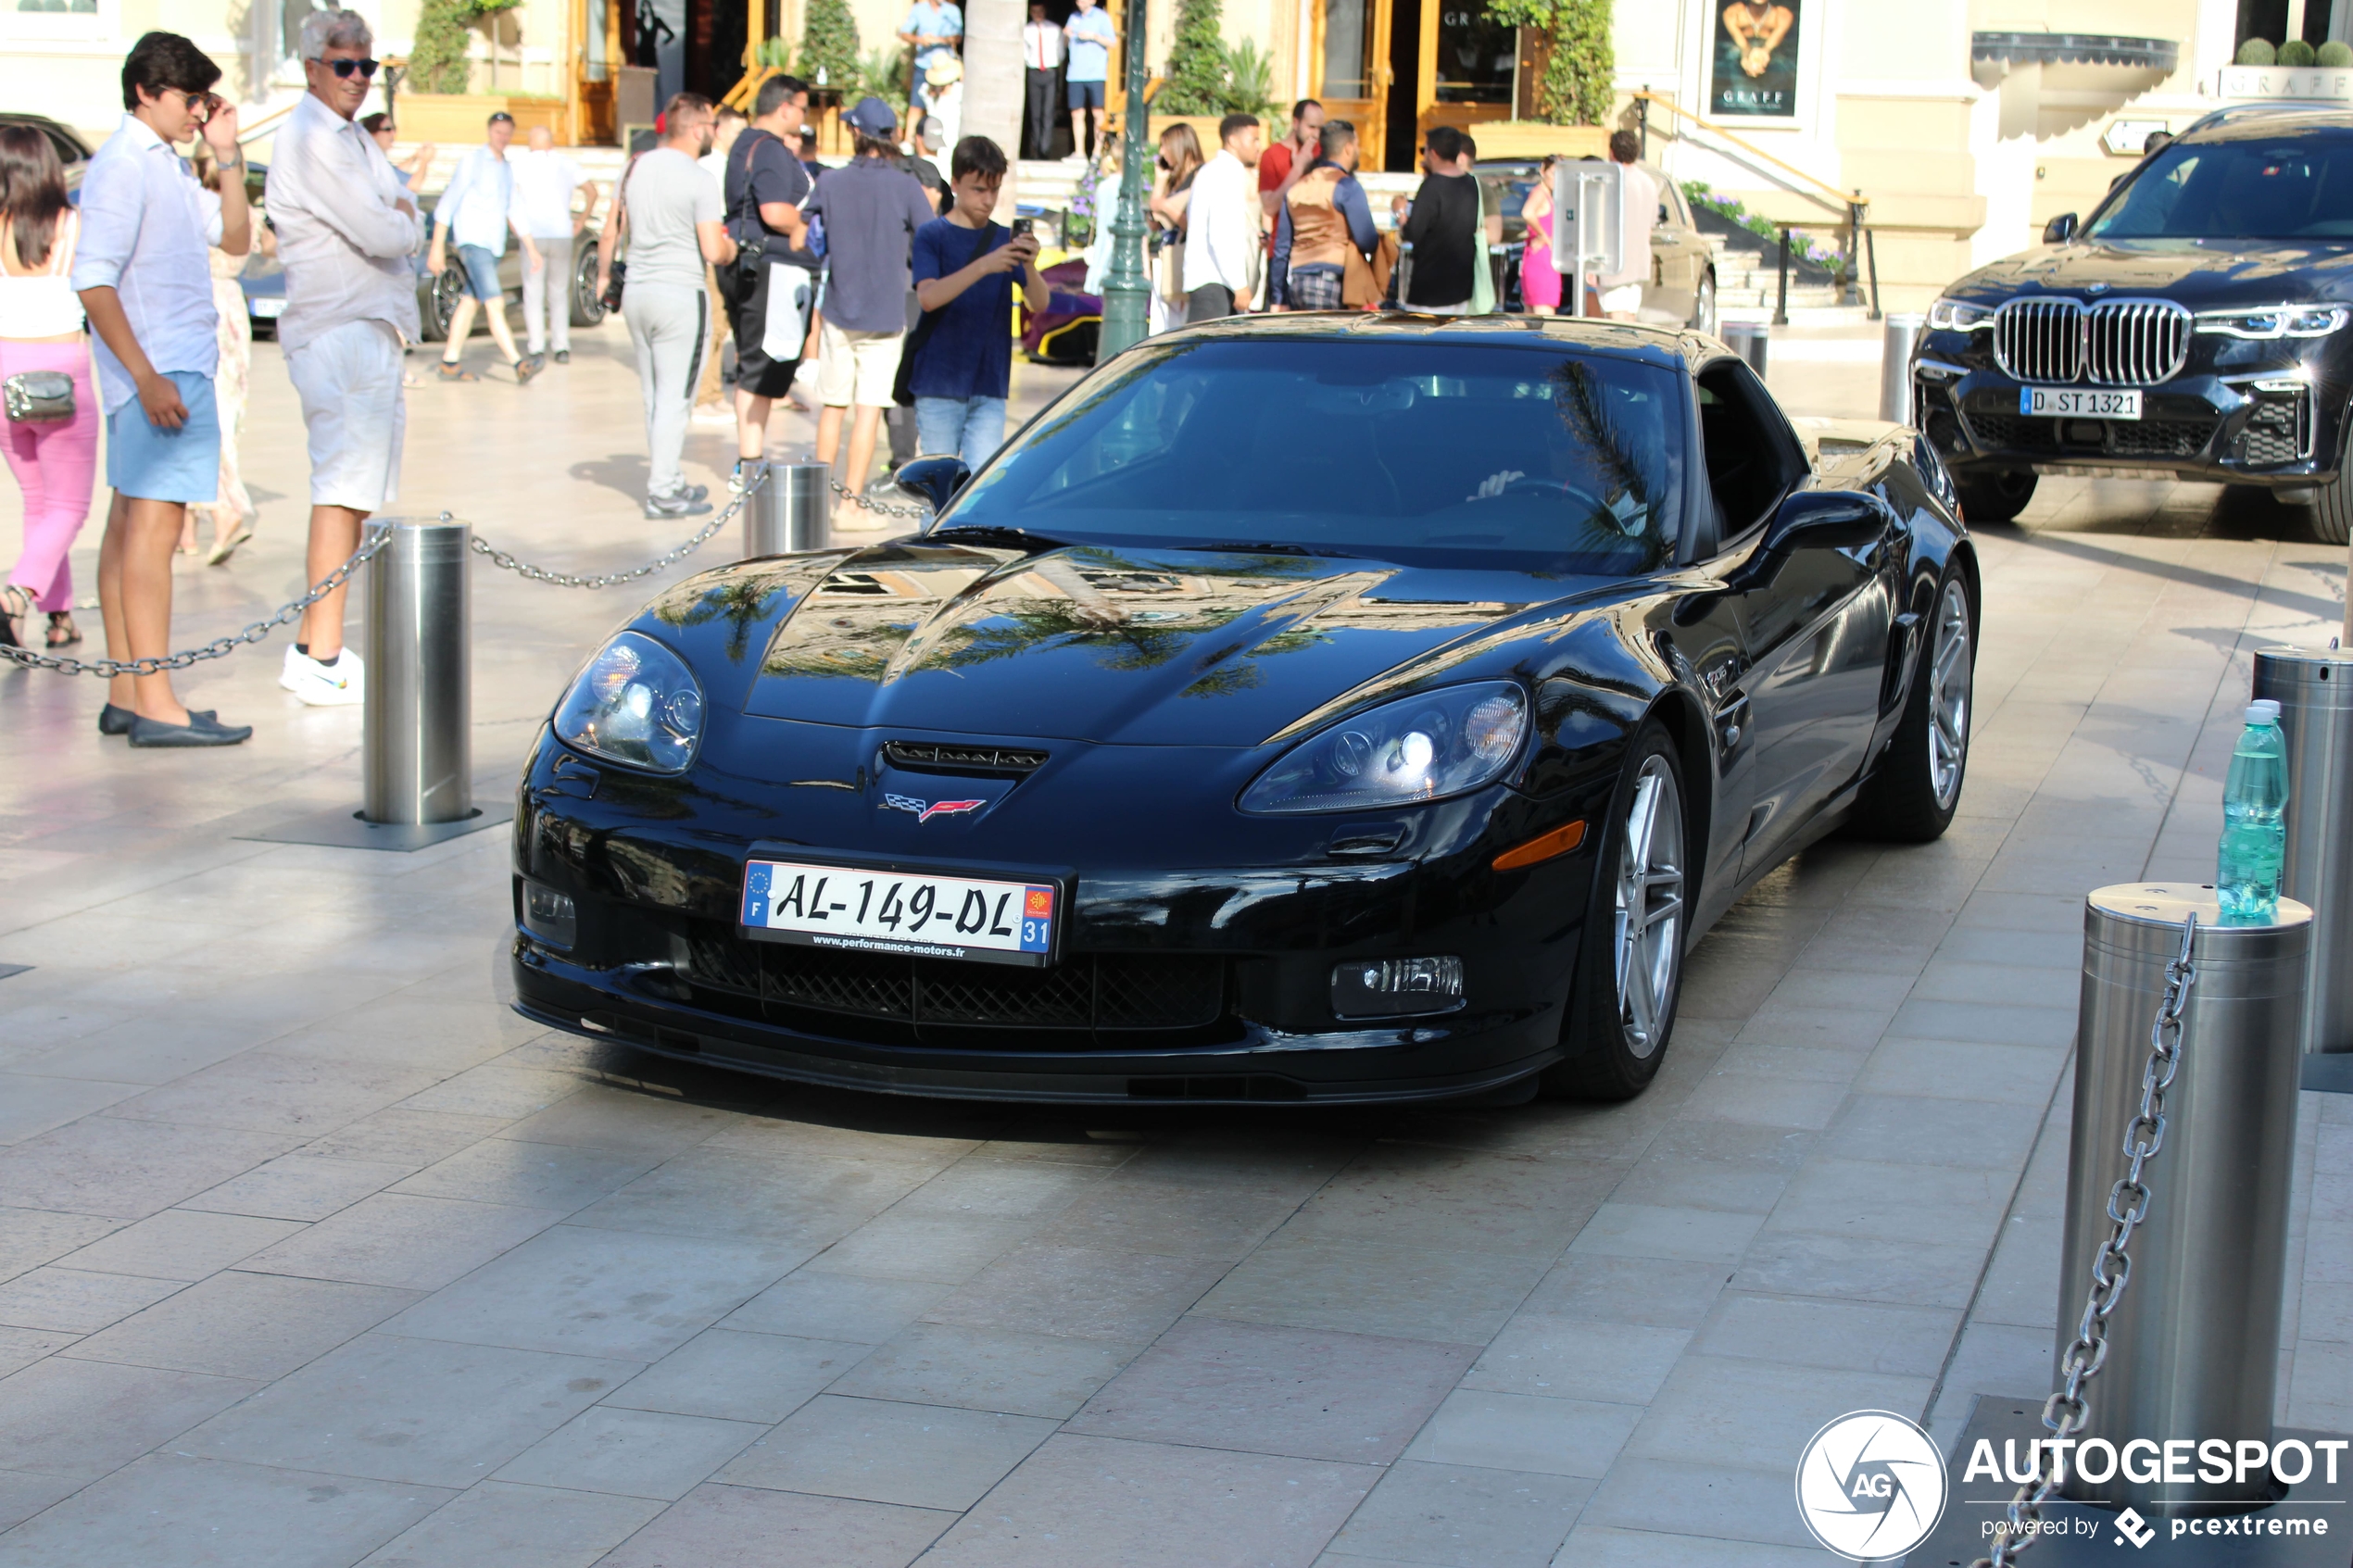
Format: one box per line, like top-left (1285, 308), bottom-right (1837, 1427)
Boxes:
top-left (721, 74), bottom-right (817, 493)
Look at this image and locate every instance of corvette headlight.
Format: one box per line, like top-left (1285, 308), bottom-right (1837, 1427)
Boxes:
top-left (553, 631), bottom-right (704, 773)
top-left (1926, 298), bottom-right (1993, 332)
top-left (1240, 683), bottom-right (1529, 814)
top-left (2195, 305), bottom-right (2350, 339)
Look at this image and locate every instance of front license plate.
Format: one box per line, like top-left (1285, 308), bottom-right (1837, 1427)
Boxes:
top-left (2020, 386), bottom-right (2142, 420)
top-left (740, 859), bottom-right (1058, 967)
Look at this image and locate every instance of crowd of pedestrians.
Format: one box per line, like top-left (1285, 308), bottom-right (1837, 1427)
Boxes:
top-left (0, 16), bottom-right (1613, 751)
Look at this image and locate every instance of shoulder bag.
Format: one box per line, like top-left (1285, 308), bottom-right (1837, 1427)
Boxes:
top-left (2, 213), bottom-right (78, 422)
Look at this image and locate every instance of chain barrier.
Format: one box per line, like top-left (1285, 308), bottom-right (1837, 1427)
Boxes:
top-left (468, 466), bottom-right (768, 589)
top-left (1973, 913), bottom-right (2198, 1568)
top-left (0, 525), bottom-right (391, 678)
top-left (829, 474), bottom-right (929, 522)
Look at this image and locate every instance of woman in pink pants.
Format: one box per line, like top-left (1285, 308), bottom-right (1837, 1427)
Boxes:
top-left (0, 125), bottom-right (96, 650)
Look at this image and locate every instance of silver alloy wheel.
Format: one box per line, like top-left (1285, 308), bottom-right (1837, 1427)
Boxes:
top-left (1692, 273), bottom-right (1718, 336)
top-left (1615, 755), bottom-right (1685, 1059)
top-left (1928, 579), bottom-right (1972, 810)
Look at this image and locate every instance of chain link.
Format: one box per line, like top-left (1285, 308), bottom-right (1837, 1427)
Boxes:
top-left (0, 526), bottom-right (391, 678)
top-left (469, 466), bottom-right (768, 589)
top-left (1974, 913), bottom-right (2197, 1568)
top-left (829, 475), bottom-right (930, 522)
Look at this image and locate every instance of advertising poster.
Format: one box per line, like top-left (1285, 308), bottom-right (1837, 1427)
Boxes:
top-left (1711, 0), bottom-right (1801, 118)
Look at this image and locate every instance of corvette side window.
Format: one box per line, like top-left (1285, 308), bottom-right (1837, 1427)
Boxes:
top-left (1695, 359), bottom-right (1806, 543)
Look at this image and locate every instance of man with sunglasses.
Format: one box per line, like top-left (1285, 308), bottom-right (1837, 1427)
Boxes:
top-left (265, 8), bottom-right (424, 706)
top-left (71, 31), bottom-right (254, 746)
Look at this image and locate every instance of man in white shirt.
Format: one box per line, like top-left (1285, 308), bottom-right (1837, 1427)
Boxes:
top-left (1181, 113), bottom-right (1265, 321)
top-left (265, 7), bottom-right (426, 704)
top-left (1590, 130), bottom-right (1656, 320)
top-left (1022, 1), bottom-right (1063, 159)
top-left (512, 125), bottom-right (598, 362)
top-left (71, 29), bottom-right (253, 746)
top-left (428, 110), bottom-right (542, 382)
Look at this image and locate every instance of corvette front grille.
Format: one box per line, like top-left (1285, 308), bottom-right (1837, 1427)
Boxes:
top-left (1993, 297), bottom-right (2189, 386)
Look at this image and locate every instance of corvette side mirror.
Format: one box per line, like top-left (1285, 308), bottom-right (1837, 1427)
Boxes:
top-left (894, 455), bottom-right (970, 515)
top-left (2043, 211), bottom-right (2078, 245)
top-left (1723, 492), bottom-right (1883, 591)
top-left (1764, 491), bottom-right (1883, 556)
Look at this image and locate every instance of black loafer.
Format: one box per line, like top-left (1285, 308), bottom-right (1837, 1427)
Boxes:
top-left (128, 711), bottom-right (252, 747)
top-left (102, 703), bottom-right (215, 736)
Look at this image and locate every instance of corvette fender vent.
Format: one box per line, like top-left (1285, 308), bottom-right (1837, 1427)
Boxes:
top-left (882, 741), bottom-right (1050, 776)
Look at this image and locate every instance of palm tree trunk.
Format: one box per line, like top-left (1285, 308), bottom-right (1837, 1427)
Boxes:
top-left (962, 0), bottom-right (1024, 219)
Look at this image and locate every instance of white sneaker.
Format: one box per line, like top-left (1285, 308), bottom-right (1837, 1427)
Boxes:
top-left (282, 646), bottom-right (364, 706)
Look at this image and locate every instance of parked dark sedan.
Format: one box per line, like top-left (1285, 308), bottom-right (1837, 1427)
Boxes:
top-left (1912, 107), bottom-right (2353, 541)
top-left (510, 315), bottom-right (1978, 1107)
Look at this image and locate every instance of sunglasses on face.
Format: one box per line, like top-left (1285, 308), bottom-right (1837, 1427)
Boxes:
top-left (323, 56), bottom-right (381, 79)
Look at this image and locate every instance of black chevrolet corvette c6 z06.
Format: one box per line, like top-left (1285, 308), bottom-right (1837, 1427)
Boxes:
top-left (510, 314), bottom-right (1979, 1107)
top-left (1911, 107), bottom-right (2353, 541)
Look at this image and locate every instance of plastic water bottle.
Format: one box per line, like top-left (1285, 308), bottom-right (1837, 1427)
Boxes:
top-left (2217, 699), bottom-right (2289, 925)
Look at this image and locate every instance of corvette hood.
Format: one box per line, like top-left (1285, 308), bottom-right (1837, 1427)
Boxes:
top-left (1947, 238), bottom-right (2353, 305)
top-left (741, 540), bottom-right (1581, 746)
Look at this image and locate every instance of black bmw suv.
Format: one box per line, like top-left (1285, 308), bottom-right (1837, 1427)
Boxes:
top-left (1911, 106), bottom-right (2353, 542)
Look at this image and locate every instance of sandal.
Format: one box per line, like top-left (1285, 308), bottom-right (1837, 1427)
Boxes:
top-left (44, 613), bottom-right (79, 647)
top-left (435, 361), bottom-right (479, 382)
top-left (0, 585), bottom-right (30, 648)
top-left (206, 524), bottom-right (256, 566)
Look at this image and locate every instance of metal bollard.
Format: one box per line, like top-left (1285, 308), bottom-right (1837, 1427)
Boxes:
top-left (745, 462), bottom-right (831, 558)
top-left (1879, 312), bottom-right (1924, 424)
top-left (362, 517), bottom-right (472, 826)
top-left (2059, 884), bottom-right (2312, 1512)
top-left (2254, 646), bottom-right (2353, 1053)
top-left (1721, 320), bottom-right (1768, 379)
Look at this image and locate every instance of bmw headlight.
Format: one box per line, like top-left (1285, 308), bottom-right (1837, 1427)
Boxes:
top-left (1240, 683), bottom-right (1529, 814)
top-left (1926, 298), bottom-right (1993, 332)
top-left (2195, 305), bottom-right (2350, 339)
top-left (553, 631), bottom-right (705, 773)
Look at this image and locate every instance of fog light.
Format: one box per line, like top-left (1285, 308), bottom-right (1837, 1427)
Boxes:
top-left (522, 883), bottom-right (577, 949)
top-left (1331, 956), bottom-right (1465, 1019)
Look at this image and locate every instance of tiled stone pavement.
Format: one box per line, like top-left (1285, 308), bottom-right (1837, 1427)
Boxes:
top-left (0, 328), bottom-right (2348, 1565)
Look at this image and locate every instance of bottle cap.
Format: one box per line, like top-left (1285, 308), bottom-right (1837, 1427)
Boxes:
top-left (2248, 699), bottom-right (2283, 725)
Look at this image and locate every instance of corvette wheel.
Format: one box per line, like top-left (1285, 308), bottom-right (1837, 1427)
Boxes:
top-left (1543, 722), bottom-right (1688, 1101)
top-left (1851, 571), bottom-right (1974, 842)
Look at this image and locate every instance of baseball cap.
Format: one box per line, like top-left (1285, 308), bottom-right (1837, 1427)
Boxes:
top-left (487, 110), bottom-right (515, 124)
top-left (842, 95), bottom-right (897, 138)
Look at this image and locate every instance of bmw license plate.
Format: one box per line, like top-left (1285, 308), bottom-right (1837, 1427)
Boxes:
top-left (740, 859), bottom-right (1058, 966)
top-left (2020, 386), bottom-right (2141, 420)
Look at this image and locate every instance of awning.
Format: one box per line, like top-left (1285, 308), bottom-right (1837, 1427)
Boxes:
top-left (1970, 32), bottom-right (2180, 72)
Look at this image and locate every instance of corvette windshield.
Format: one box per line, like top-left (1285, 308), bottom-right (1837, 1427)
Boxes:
top-left (2088, 130), bottom-right (2353, 240)
top-left (942, 340), bottom-right (1685, 575)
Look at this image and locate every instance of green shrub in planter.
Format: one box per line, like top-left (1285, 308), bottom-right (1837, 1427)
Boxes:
top-left (2320, 39), bottom-right (2353, 65)
top-left (2237, 37), bottom-right (2277, 65)
top-left (2280, 38), bottom-right (2318, 65)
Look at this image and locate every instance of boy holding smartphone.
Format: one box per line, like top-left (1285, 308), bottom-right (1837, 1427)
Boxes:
top-left (905, 136), bottom-right (1047, 467)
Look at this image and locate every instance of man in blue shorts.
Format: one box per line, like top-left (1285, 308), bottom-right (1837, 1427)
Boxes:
top-left (72, 30), bottom-right (256, 746)
top-left (427, 110), bottom-right (543, 383)
top-left (1063, 0), bottom-right (1114, 161)
top-left (897, 0), bottom-right (963, 114)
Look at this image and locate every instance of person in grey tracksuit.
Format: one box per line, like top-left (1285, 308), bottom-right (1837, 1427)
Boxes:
top-left (595, 93), bottom-right (737, 519)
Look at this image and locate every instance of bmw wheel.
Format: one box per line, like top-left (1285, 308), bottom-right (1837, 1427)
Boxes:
top-left (1544, 721), bottom-right (1688, 1101)
top-left (1953, 468), bottom-right (2035, 524)
top-left (1851, 571), bottom-right (1975, 842)
top-left (2297, 471), bottom-right (2353, 546)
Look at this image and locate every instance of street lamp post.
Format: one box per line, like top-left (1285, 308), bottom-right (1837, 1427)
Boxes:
top-left (1097, 0), bottom-right (1151, 355)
